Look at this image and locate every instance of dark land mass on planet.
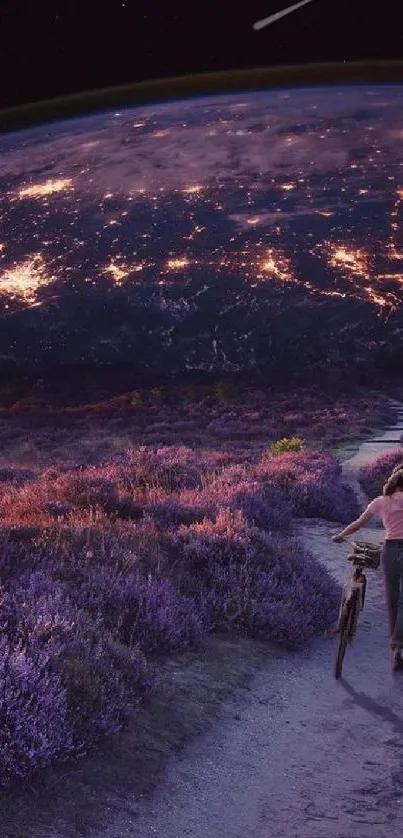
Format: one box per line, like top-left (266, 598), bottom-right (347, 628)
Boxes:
top-left (0, 289), bottom-right (402, 384)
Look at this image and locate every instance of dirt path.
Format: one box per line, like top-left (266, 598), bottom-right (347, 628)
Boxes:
top-left (95, 403), bottom-right (403, 838)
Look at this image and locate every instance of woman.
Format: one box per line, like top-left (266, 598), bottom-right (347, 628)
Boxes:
top-left (332, 470), bottom-right (403, 671)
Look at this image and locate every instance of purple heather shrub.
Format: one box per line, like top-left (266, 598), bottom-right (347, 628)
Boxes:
top-left (0, 539), bottom-right (44, 585)
top-left (199, 559), bottom-right (339, 646)
top-left (233, 484), bottom-right (294, 532)
top-left (105, 450), bottom-right (132, 467)
top-left (59, 628), bottom-right (149, 748)
top-left (201, 450), bottom-right (237, 468)
top-left (173, 511), bottom-right (340, 644)
top-left (195, 464), bottom-right (255, 511)
top-left (0, 466), bottom-right (36, 485)
top-left (144, 421), bottom-right (172, 433)
top-left (115, 445), bottom-right (203, 493)
top-left (359, 450), bottom-right (403, 499)
top-left (74, 445), bottom-right (116, 467)
top-left (207, 419), bottom-right (250, 439)
top-left (53, 470), bottom-right (119, 511)
top-left (42, 500), bottom-right (75, 519)
top-left (205, 468), bottom-right (293, 532)
top-left (0, 571), bottom-right (150, 769)
top-left (0, 637), bottom-right (73, 789)
top-left (1, 571), bottom-right (77, 643)
top-left (152, 446), bottom-right (204, 491)
top-left (169, 420), bottom-right (197, 433)
top-left (256, 450), bottom-right (359, 523)
top-left (44, 465), bottom-right (144, 520)
top-left (148, 498), bottom-right (210, 528)
top-left (261, 532), bottom-right (341, 639)
top-left (289, 469), bottom-right (359, 523)
top-left (76, 567), bottom-right (203, 654)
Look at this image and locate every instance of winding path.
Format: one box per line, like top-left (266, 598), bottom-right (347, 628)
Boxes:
top-left (103, 403), bottom-right (403, 838)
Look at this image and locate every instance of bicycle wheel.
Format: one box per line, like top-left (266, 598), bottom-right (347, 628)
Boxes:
top-left (334, 591), bottom-right (358, 680)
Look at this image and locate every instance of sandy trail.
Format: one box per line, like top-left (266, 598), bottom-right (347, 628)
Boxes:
top-left (102, 402), bottom-right (403, 838)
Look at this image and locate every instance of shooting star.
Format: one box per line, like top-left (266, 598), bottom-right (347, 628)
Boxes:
top-left (253, 0), bottom-right (316, 31)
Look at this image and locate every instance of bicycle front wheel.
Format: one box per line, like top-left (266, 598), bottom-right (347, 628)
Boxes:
top-left (334, 591), bottom-right (358, 680)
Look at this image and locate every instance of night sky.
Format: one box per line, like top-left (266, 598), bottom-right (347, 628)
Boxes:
top-left (1, 1), bottom-right (403, 110)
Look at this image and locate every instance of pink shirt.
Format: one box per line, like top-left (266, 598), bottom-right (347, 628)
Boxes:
top-left (366, 492), bottom-right (403, 539)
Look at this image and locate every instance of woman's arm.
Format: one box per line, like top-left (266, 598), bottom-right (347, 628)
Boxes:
top-left (332, 508), bottom-right (374, 543)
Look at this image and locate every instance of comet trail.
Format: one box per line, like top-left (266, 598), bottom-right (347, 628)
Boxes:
top-left (253, 0), bottom-right (316, 31)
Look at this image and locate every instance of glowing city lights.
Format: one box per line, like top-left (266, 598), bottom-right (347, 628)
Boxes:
top-left (18, 179), bottom-right (73, 199)
top-left (258, 249), bottom-right (294, 283)
top-left (166, 257), bottom-right (190, 270)
top-left (103, 260), bottom-right (144, 285)
top-left (388, 188), bottom-right (403, 260)
top-left (0, 254), bottom-right (55, 303)
top-left (182, 185), bottom-right (203, 195)
top-left (0, 92), bottom-right (403, 329)
top-left (328, 246), bottom-right (369, 276)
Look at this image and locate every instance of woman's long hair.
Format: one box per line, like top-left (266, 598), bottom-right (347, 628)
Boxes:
top-left (383, 469), bottom-right (403, 496)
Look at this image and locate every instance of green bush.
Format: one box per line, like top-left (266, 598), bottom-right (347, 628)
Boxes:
top-left (269, 437), bottom-right (306, 456)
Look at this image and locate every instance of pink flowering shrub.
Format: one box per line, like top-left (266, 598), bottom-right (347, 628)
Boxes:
top-left (359, 450), bottom-right (403, 498)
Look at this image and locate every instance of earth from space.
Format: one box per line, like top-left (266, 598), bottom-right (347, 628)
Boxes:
top-left (1, 84), bottom-right (403, 385)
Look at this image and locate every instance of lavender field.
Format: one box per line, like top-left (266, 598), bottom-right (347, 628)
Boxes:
top-left (0, 379), bottom-right (396, 791)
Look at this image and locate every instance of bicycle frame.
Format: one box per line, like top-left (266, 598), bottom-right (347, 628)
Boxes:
top-left (336, 563), bottom-right (366, 633)
top-left (331, 538), bottom-right (381, 677)
top-left (331, 538), bottom-right (381, 636)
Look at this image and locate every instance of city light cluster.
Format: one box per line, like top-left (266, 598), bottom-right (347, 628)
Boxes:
top-left (17, 178), bottom-right (73, 200)
top-left (0, 253), bottom-right (55, 304)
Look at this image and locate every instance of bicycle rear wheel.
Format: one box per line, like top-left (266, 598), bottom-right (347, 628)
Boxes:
top-left (334, 591), bottom-right (358, 680)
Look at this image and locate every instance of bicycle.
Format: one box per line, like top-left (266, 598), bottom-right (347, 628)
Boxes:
top-left (329, 539), bottom-right (382, 679)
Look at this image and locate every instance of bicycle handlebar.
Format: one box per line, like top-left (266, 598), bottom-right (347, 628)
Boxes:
top-left (333, 536), bottom-right (383, 548)
top-left (335, 537), bottom-right (383, 569)
top-left (348, 538), bottom-right (383, 548)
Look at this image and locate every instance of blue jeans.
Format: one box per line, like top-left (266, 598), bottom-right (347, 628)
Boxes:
top-left (382, 540), bottom-right (403, 649)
